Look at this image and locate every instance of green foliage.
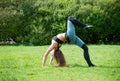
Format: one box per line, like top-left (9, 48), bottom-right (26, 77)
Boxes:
top-left (0, 0), bottom-right (120, 45)
top-left (0, 0), bottom-right (20, 40)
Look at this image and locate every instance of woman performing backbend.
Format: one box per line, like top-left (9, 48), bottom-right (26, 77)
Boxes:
top-left (42, 16), bottom-right (95, 67)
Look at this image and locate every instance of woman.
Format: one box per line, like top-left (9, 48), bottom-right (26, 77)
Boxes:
top-left (49, 49), bottom-right (67, 67)
top-left (42, 16), bottom-right (95, 67)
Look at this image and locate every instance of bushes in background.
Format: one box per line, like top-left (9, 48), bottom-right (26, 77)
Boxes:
top-left (0, 0), bottom-right (120, 45)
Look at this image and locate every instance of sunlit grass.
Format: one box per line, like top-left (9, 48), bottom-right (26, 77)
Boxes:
top-left (0, 45), bottom-right (120, 81)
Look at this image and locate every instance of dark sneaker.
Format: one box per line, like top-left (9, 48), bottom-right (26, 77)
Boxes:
top-left (84, 25), bottom-right (93, 29)
top-left (89, 64), bottom-right (96, 67)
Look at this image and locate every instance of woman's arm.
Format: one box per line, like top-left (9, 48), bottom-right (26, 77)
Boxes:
top-left (49, 55), bottom-right (54, 65)
top-left (42, 42), bottom-right (57, 67)
top-left (49, 50), bottom-right (55, 64)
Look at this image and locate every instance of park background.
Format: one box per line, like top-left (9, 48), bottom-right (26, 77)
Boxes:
top-left (0, 0), bottom-right (120, 81)
top-left (0, 0), bottom-right (120, 45)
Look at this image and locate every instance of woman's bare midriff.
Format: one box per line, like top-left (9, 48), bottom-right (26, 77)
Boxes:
top-left (56, 33), bottom-right (67, 42)
top-left (51, 33), bottom-right (66, 49)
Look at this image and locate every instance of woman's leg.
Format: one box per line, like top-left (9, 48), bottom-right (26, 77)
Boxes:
top-left (66, 16), bottom-right (92, 43)
top-left (67, 17), bottom-right (95, 67)
top-left (68, 16), bottom-right (93, 29)
top-left (67, 20), bottom-right (76, 43)
top-left (81, 44), bottom-right (95, 67)
top-left (74, 36), bottom-right (95, 67)
top-left (67, 17), bottom-right (85, 46)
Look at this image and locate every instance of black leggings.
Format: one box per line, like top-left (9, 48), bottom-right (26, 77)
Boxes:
top-left (68, 16), bottom-right (86, 28)
top-left (82, 44), bottom-right (93, 66)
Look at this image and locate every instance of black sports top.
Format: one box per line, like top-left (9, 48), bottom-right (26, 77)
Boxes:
top-left (52, 33), bottom-right (70, 44)
top-left (52, 36), bottom-right (64, 44)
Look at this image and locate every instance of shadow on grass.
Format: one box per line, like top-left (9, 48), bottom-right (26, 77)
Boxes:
top-left (69, 64), bottom-right (88, 68)
top-left (69, 63), bottom-right (120, 68)
top-left (97, 65), bottom-right (120, 69)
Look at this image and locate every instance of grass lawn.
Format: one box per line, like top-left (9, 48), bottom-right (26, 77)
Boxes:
top-left (0, 45), bottom-right (120, 81)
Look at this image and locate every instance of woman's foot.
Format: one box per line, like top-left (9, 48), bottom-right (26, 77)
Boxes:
top-left (89, 64), bottom-right (96, 67)
top-left (84, 25), bottom-right (93, 29)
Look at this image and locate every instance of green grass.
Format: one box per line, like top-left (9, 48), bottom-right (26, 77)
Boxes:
top-left (0, 45), bottom-right (120, 81)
